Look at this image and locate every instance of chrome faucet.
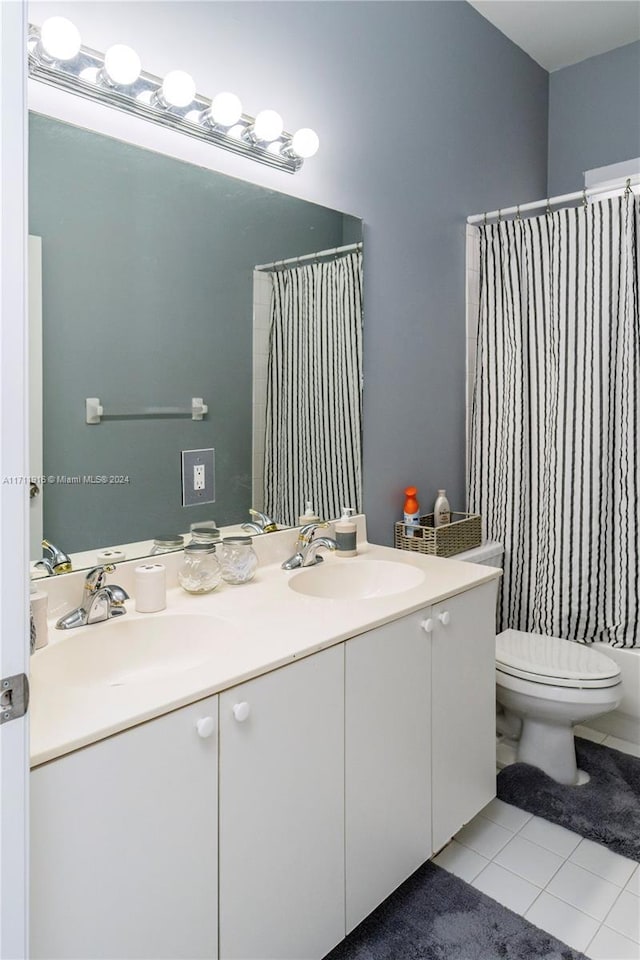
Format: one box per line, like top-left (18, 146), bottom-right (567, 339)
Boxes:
top-left (242, 509), bottom-right (278, 535)
top-left (35, 539), bottom-right (72, 575)
top-left (56, 564), bottom-right (129, 630)
top-left (282, 522), bottom-right (334, 570)
top-left (299, 536), bottom-right (337, 567)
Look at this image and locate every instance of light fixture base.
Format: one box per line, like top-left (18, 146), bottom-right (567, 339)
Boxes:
top-left (28, 28), bottom-right (306, 174)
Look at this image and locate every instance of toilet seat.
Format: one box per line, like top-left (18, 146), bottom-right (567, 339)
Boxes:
top-left (496, 629), bottom-right (621, 689)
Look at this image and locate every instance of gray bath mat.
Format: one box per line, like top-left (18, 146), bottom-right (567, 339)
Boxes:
top-left (497, 736), bottom-right (640, 861)
top-left (324, 860), bottom-right (585, 960)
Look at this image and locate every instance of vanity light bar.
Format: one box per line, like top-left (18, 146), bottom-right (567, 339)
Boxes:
top-left (28, 21), bottom-right (319, 174)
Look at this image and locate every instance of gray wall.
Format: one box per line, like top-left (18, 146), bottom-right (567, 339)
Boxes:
top-left (30, 114), bottom-right (349, 552)
top-left (30, 0), bottom-right (549, 546)
top-left (548, 40), bottom-right (640, 195)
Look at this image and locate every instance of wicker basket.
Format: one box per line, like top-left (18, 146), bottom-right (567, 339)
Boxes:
top-left (394, 512), bottom-right (481, 558)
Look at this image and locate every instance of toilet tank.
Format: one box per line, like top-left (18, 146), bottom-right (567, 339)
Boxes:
top-left (455, 541), bottom-right (504, 567)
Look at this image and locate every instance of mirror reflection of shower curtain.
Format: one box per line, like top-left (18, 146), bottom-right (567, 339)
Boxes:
top-left (469, 194), bottom-right (640, 647)
top-left (264, 250), bottom-right (363, 526)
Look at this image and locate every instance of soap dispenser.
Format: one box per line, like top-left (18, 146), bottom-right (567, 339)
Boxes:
top-left (298, 499), bottom-right (320, 525)
top-left (335, 507), bottom-right (357, 557)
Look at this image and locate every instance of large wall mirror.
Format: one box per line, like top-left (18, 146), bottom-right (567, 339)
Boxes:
top-left (29, 113), bottom-right (363, 574)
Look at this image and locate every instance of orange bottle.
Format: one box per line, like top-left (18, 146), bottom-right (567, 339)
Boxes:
top-left (403, 486), bottom-right (420, 536)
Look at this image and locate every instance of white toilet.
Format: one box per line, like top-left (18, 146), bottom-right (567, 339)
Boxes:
top-left (456, 543), bottom-right (623, 785)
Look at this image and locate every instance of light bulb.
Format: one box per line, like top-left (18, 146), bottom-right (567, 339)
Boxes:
top-left (104, 44), bottom-right (141, 86)
top-left (290, 128), bottom-right (319, 159)
top-left (253, 109), bottom-right (283, 143)
top-left (210, 92), bottom-right (242, 127)
top-left (161, 70), bottom-right (196, 107)
top-left (40, 16), bottom-right (81, 61)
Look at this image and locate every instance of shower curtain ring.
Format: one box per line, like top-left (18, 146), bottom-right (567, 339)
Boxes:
top-left (483, 212), bottom-right (487, 225)
top-left (516, 205), bottom-right (521, 220)
top-left (498, 209), bottom-right (502, 222)
top-left (582, 189), bottom-right (588, 209)
top-left (546, 199), bottom-right (552, 216)
top-left (625, 178), bottom-right (632, 196)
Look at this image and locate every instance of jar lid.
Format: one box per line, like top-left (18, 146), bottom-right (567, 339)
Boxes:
top-left (223, 535), bottom-right (253, 545)
top-left (153, 535), bottom-right (184, 547)
top-left (184, 542), bottom-right (217, 553)
top-left (191, 526), bottom-right (220, 541)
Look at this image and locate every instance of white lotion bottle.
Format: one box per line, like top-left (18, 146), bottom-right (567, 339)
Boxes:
top-left (335, 506), bottom-right (357, 557)
top-left (433, 489), bottom-right (451, 528)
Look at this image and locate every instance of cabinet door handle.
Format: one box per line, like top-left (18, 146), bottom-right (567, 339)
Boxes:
top-left (421, 618), bottom-right (434, 634)
top-left (232, 701), bottom-right (251, 723)
top-left (196, 716), bottom-right (215, 739)
top-left (438, 611), bottom-right (451, 626)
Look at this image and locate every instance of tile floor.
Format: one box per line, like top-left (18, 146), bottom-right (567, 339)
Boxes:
top-left (435, 727), bottom-right (640, 959)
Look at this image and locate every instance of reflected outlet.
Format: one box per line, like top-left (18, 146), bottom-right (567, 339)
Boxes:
top-left (181, 448), bottom-right (215, 507)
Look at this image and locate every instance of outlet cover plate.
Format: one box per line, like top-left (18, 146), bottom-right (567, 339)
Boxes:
top-left (181, 448), bottom-right (215, 507)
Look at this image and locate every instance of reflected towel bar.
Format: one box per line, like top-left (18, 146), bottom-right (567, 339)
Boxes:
top-left (86, 397), bottom-right (208, 423)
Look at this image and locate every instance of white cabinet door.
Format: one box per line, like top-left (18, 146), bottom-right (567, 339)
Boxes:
top-left (345, 611), bottom-right (431, 932)
top-left (219, 645), bottom-right (344, 960)
top-left (431, 581), bottom-right (497, 851)
top-left (31, 696), bottom-right (219, 960)
top-left (0, 5), bottom-right (29, 958)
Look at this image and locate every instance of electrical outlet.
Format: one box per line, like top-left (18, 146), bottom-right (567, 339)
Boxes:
top-left (194, 464), bottom-right (205, 491)
top-left (181, 449), bottom-right (215, 507)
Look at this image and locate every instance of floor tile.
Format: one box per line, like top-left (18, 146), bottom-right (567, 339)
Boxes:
top-left (625, 866), bottom-right (640, 897)
top-left (547, 861), bottom-right (621, 921)
top-left (525, 891), bottom-right (600, 953)
top-left (479, 797), bottom-right (532, 832)
top-left (519, 815), bottom-right (582, 859)
top-left (604, 891), bottom-right (640, 943)
top-left (494, 833), bottom-right (565, 887)
top-left (570, 837), bottom-right (637, 888)
top-left (602, 735), bottom-right (640, 758)
top-left (471, 861), bottom-right (540, 914)
top-left (587, 925), bottom-right (640, 960)
top-left (574, 725), bottom-right (607, 744)
top-left (433, 840), bottom-right (489, 883)
top-left (454, 815), bottom-right (513, 859)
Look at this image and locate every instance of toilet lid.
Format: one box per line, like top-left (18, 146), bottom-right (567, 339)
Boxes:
top-left (496, 630), bottom-right (621, 688)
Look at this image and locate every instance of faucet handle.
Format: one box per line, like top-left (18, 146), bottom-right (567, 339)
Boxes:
top-left (249, 508), bottom-right (278, 533)
top-left (84, 564), bottom-right (115, 592)
top-left (297, 522), bottom-right (328, 545)
top-left (40, 539), bottom-right (72, 574)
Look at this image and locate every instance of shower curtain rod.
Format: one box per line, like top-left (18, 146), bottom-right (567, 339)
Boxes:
top-left (467, 174), bottom-right (640, 225)
top-left (254, 241), bottom-right (362, 272)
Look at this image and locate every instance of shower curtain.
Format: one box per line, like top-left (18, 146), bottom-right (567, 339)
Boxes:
top-left (469, 193), bottom-right (640, 647)
top-left (264, 250), bottom-right (363, 526)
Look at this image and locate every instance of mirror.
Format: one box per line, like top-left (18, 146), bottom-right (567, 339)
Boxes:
top-left (29, 113), bottom-right (362, 573)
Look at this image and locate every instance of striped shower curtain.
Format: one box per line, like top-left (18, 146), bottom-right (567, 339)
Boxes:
top-left (264, 250), bottom-right (363, 526)
top-left (469, 193), bottom-right (640, 646)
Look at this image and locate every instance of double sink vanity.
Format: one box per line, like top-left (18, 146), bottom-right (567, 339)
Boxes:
top-left (30, 518), bottom-right (501, 960)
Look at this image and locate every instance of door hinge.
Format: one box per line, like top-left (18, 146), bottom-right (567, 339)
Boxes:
top-left (0, 673), bottom-right (29, 724)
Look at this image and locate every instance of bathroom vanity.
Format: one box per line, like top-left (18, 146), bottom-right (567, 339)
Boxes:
top-left (29, 529), bottom-right (500, 960)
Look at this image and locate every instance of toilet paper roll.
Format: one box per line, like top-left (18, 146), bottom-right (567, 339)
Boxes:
top-left (134, 563), bottom-right (167, 613)
top-left (30, 590), bottom-right (49, 650)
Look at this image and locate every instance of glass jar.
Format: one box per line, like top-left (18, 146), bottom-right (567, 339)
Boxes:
top-left (220, 536), bottom-right (258, 584)
top-left (190, 526), bottom-right (221, 546)
top-left (151, 534), bottom-right (184, 555)
top-left (177, 543), bottom-right (222, 594)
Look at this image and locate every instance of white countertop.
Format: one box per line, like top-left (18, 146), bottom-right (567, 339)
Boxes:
top-left (30, 530), bottom-right (500, 768)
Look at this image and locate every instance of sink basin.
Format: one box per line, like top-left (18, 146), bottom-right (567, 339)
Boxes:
top-left (288, 559), bottom-right (425, 600)
top-left (31, 614), bottom-right (240, 688)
